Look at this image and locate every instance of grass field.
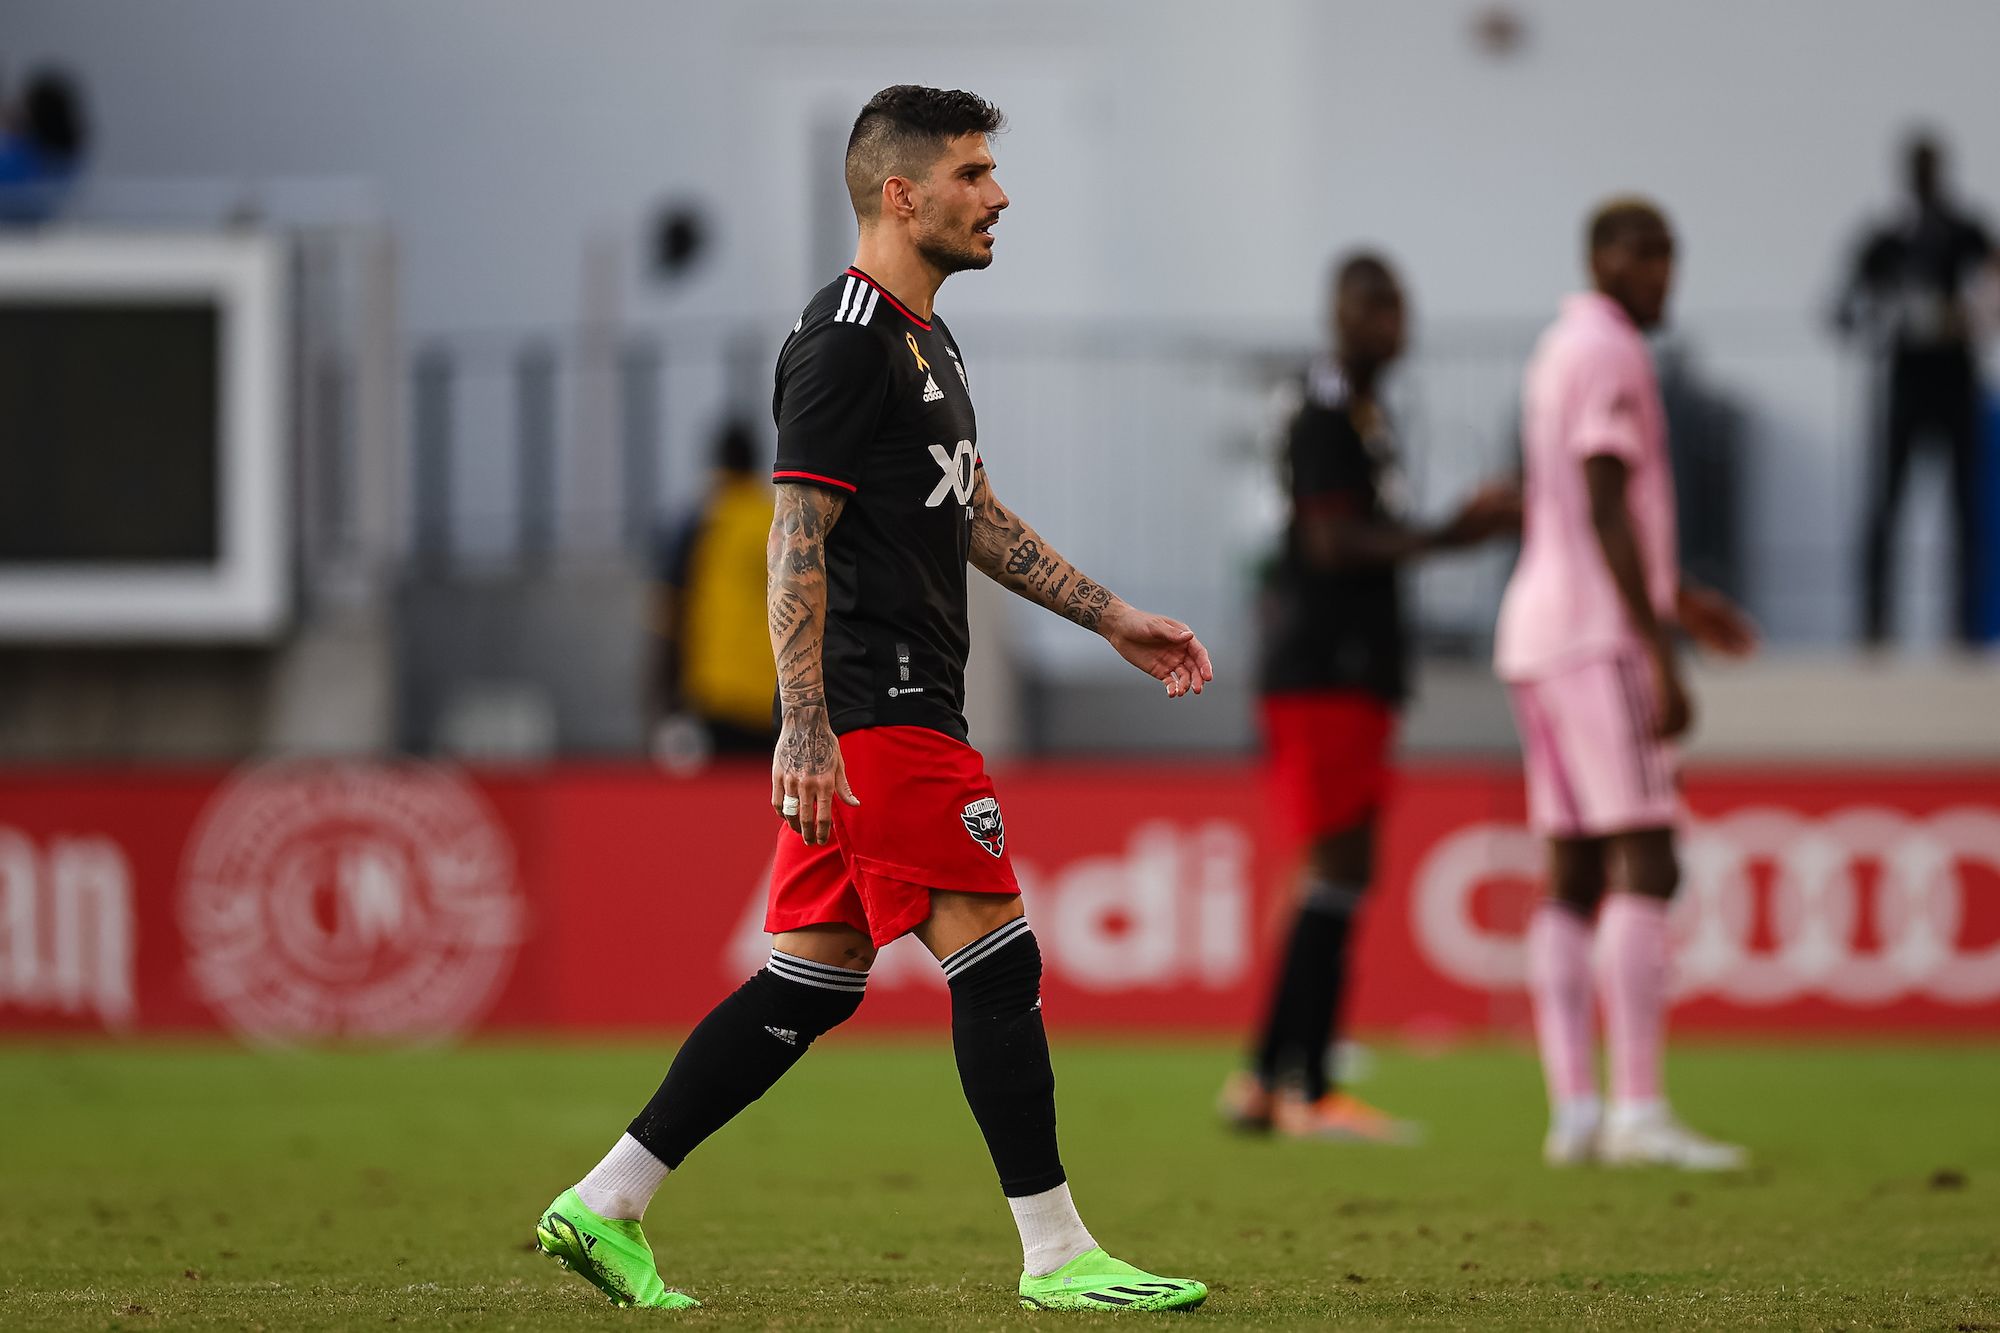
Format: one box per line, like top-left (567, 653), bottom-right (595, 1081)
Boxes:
top-left (4, 1036), bottom-right (1998, 1331)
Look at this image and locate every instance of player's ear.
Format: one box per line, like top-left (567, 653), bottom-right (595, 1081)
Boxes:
top-left (882, 174), bottom-right (918, 221)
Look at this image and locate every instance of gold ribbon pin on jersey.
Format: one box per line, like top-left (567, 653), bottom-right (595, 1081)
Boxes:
top-left (905, 333), bottom-right (930, 372)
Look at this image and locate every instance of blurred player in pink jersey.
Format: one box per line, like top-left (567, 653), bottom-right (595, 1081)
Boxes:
top-left (1495, 198), bottom-right (1758, 1171)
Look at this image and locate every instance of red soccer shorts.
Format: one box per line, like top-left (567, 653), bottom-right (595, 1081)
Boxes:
top-left (767, 725), bottom-right (1021, 947)
top-left (1259, 690), bottom-right (1398, 844)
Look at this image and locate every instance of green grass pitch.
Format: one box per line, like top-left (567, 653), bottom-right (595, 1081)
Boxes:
top-left (4, 1036), bottom-right (1997, 1330)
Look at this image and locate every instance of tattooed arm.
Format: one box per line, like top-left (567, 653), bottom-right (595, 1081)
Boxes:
top-left (967, 469), bottom-right (1213, 699)
top-left (768, 483), bottom-right (858, 844)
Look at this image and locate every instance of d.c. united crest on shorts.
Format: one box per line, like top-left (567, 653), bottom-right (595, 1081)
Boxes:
top-left (960, 796), bottom-right (1005, 857)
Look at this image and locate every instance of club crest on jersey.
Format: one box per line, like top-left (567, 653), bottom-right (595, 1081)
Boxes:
top-left (946, 345), bottom-right (967, 388)
top-left (960, 796), bottom-right (1005, 857)
top-left (926, 439), bottom-right (978, 507)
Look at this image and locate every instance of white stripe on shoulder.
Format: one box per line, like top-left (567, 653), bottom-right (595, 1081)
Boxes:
top-left (852, 285), bottom-right (881, 325)
top-left (832, 275), bottom-right (856, 324)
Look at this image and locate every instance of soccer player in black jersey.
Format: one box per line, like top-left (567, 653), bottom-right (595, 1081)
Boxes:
top-left (1219, 254), bottom-right (1518, 1142)
top-left (536, 86), bottom-right (1213, 1313)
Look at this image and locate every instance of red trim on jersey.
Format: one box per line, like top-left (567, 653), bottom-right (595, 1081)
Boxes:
top-left (845, 268), bottom-right (932, 331)
top-left (773, 469), bottom-right (858, 493)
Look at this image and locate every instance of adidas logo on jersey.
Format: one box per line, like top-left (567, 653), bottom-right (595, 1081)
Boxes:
top-left (764, 1025), bottom-right (799, 1046)
top-left (921, 373), bottom-right (945, 403)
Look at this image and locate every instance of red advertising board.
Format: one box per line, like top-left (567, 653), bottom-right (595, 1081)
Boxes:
top-left (2, 761), bottom-right (1996, 1041)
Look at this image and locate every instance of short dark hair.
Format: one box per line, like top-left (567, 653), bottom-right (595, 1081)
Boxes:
top-left (22, 69), bottom-right (87, 160)
top-left (845, 85), bottom-right (1005, 219)
top-left (712, 419), bottom-right (757, 476)
top-left (1331, 250), bottom-right (1399, 302)
top-left (1905, 130), bottom-right (1944, 197)
top-left (1587, 196), bottom-right (1670, 254)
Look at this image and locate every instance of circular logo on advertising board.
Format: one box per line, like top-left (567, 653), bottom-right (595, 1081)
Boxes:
top-left (180, 760), bottom-right (524, 1043)
top-left (1410, 807), bottom-right (2000, 1007)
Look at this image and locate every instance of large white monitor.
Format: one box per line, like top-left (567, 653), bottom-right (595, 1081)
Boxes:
top-left (0, 233), bottom-right (288, 641)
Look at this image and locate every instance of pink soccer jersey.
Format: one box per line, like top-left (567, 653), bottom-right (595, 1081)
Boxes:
top-left (1495, 292), bottom-right (1678, 682)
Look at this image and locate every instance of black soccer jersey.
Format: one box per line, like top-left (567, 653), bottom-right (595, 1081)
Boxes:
top-left (1257, 361), bottom-right (1410, 705)
top-left (771, 267), bottom-right (982, 742)
top-left (1852, 205), bottom-right (1993, 353)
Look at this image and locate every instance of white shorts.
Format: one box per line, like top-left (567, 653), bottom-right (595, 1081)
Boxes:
top-left (1506, 648), bottom-right (1681, 839)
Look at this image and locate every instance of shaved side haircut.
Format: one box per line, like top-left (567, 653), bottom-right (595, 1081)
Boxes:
top-left (844, 85), bottom-right (1005, 221)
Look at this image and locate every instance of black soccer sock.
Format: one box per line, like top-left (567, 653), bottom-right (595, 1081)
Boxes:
top-left (1252, 878), bottom-right (1363, 1102)
top-left (944, 918), bottom-right (1067, 1198)
top-left (627, 950), bottom-right (867, 1168)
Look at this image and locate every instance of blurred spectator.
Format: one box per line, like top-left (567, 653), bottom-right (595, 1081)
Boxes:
top-left (648, 421), bottom-right (777, 769)
top-left (0, 67), bottom-right (89, 224)
top-left (1837, 132), bottom-right (1997, 646)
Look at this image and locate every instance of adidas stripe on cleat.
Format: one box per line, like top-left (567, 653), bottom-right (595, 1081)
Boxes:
top-left (1018, 1246), bottom-right (1208, 1312)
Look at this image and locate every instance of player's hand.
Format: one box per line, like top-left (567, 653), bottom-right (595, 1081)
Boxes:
top-left (1442, 478), bottom-right (1523, 546)
top-left (772, 705), bottom-right (858, 846)
top-left (1101, 605), bottom-right (1214, 699)
top-left (1677, 584), bottom-right (1759, 659)
top-left (1649, 642), bottom-right (1694, 740)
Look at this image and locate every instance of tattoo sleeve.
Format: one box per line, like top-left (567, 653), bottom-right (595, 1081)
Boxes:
top-left (768, 483), bottom-right (846, 771)
top-left (967, 470), bottom-right (1120, 632)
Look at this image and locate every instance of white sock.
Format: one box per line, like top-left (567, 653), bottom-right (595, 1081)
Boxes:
top-left (1552, 1093), bottom-right (1603, 1138)
top-left (1009, 1181), bottom-right (1097, 1277)
top-left (575, 1133), bottom-right (671, 1221)
top-left (1608, 1097), bottom-right (1667, 1131)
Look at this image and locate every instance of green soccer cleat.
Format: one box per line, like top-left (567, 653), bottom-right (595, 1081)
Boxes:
top-left (534, 1187), bottom-right (700, 1310)
top-left (1019, 1246), bottom-right (1208, 1312)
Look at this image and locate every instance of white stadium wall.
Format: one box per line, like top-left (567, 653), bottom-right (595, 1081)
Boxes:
top-left (5, 0), bottom-right (1999, 652)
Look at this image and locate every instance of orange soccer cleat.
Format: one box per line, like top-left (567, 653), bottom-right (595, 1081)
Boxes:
top-left (1273, 1091), bottom-right (1423, 1145)
top-left (1215, 1070), bottom-right (1277, 1132)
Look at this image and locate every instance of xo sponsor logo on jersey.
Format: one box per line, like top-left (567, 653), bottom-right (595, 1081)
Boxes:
top-left (1412, 806), bottom-right (2000, 1006)
top-left (180, 759), bottom-right (525, 1043)
top-left (927, 439), bottom-right (979, 508)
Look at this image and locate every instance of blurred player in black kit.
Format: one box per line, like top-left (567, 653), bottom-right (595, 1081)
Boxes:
top-left (1222, 253), bottom-right (1518, 1141)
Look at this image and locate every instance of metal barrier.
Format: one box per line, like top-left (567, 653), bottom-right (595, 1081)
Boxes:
top-left (0, 199), bottom-right (1956, 761)
top-left (394, 311), bottom-right (1886, 661)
